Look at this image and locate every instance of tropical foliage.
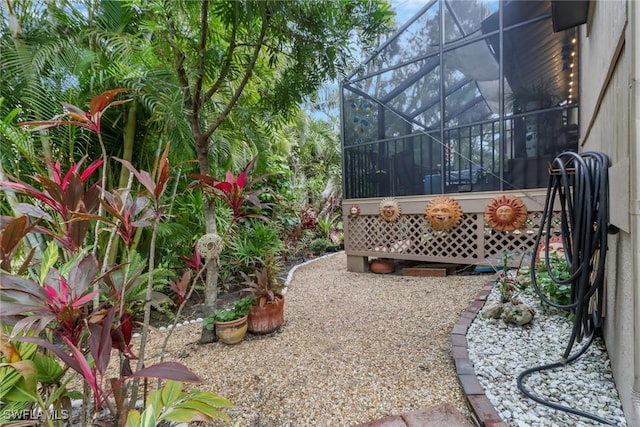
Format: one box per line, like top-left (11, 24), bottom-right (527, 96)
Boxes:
top-left (0, 90), bottom-right (228, 425)
top-left (0, 0), bottom-right (394, 423)
top-left (125, 380), bottom-right (232, 426)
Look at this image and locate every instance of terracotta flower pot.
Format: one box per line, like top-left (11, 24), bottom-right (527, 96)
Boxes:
top-left (248, 295), bottom-right (284, 334)
top-left (215, 315), bottom-right (248, 344)
top-left (370, 258), bottom-right (395, 274)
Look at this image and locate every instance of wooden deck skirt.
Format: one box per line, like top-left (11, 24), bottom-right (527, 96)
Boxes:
top-left (343, 189), bottom-right (558, 272)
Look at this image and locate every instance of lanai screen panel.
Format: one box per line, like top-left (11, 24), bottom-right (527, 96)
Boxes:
top-left (342, 0), bottom-right (579, 200)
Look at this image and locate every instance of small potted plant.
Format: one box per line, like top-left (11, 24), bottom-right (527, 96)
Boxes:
top-left (241, 254), bottom-right (285, 334)
top-left (203, 296), bottom-right (253, 344)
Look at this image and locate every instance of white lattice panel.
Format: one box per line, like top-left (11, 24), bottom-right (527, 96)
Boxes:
top-left (347, 213), bottom-right (483, 263)
top-left (345, 194), bottom-right (560, 266)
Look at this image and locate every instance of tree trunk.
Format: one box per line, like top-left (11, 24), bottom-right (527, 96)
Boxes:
top-left (38, 130), bottom-right (56, 179)
top-left (129, 220), bottom-right (159, 406)
top-left (4, 0), bottom-right (23, 43)
top-left (119, 100), bottom-right (137, 188)
top-left (199, 197), bottom-right (219, 343)
top-left (107, 101), bottom-right (138, 266)
top-left (195, 133), bottom-right (219, 343)
top-left (200, 256), bottom-right (218, 343)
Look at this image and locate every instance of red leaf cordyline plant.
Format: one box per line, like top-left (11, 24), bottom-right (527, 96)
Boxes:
top-left (169, 270), bottom-right (192, 306)
top-left (0, 158), bottom-right (103, 253)
top-left (0, 215), bottom-right (37, 272)
top-left (18, 89), bottom-right (129, 247)
top-left (0, 91), bottom-right (230, 425)
top-left (240, 254), bottom-right (284, 307)
top-left (19, 88), bottom-right (129, 135)
top-left (0, 253), bottom-right (142, 415)
top-left (16, 88), bottom-right (129, 260)
top-left (100, 189), bottom-right (152, 248)
top-left (179, 248), bottom-right (203, 272)
top-left (0, 219), bottom-right (202, 424)
top-left (189, 156), bottom-right (270, 228)
top-left (4, 254), bottom-right (100, 344)
top-left (179, 249), bottom-right (204, 288)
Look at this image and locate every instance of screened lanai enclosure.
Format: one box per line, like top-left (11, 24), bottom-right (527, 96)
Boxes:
top-left (342, 0), bottom-right (582, 271)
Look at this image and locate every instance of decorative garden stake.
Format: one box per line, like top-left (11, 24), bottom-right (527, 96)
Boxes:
top-left (196, 233), bottom-right (223, 259)
top-left (379, 198), bottom-right (401, 222)
top-left (424, 196), bottom-right (463, 231)
top-left (484, 195), bottom-right (528, 232)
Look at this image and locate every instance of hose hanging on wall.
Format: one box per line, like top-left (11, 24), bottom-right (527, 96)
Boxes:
top-left (517, 151), bottom-right (615, 425)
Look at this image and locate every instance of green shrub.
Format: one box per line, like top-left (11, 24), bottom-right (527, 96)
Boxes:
top-left (309, 237), bottom-right (334, 254)
top-left (219, 220), bottom-right (284, 283)
top-left (520, 254), bottom-right (572, 310)
top-left (536, 253), bottom-right (572, 306)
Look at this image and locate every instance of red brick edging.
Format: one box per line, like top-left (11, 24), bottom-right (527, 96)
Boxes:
top-left (451, 280), bottom-right (508, 427)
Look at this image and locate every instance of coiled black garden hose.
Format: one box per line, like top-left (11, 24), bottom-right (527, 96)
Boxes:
top-left (516, 151), bottom-right (616, 425)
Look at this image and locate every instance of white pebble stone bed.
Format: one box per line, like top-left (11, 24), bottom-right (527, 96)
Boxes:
top-left (467, 284), bottom-right (628, 427)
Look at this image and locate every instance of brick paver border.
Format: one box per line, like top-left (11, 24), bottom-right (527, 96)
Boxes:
top-left (451, 280), bottom-right (508, 427)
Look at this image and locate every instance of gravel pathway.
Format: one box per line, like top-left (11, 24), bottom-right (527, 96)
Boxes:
top-left (137, 252), bottom-right (486, 426)
top-left (467, 283), bottom-right (628, 427)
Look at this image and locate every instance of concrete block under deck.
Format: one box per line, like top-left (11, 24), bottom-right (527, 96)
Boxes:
top-left (347, 255), bottom-right (369, 273)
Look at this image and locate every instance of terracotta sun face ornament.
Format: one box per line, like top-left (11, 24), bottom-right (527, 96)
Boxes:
top-left (536, 235), bottom-right (566, 262)
top-left (349, 205), bottom-right (361, 218)
top-left (379, 198), bottom-right (401, 222)
top-left (484, 195), bottom-right (528, 232)
top-left (424, 196), bottom-right (463, 231)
